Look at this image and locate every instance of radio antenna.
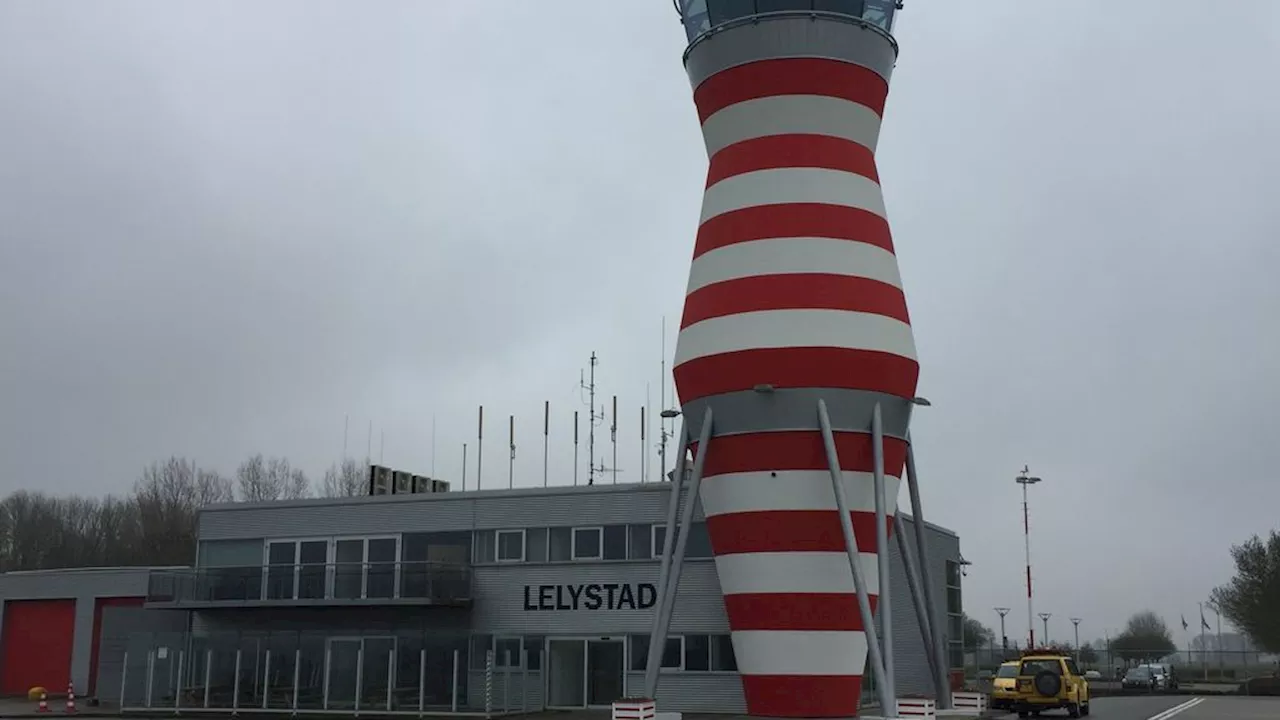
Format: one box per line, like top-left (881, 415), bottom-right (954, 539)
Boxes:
top-left (659, 318), bottom-right (668, 483)
top-left (579, 352), bottom-right (605, 485)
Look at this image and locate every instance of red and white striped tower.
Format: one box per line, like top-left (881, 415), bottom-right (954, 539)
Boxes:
top-left (671, 2), bottom-right (914, 717)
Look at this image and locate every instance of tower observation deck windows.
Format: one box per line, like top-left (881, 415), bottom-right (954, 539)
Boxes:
top-left (681, 0), bottom-right (897, 43)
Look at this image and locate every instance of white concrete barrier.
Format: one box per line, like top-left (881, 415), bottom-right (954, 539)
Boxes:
top-left (612, 699), bottom-right (656, 720)
top-left (896, 697), bottom-right (937, 719)
top-left (952, 691), bottom-right (987, 713)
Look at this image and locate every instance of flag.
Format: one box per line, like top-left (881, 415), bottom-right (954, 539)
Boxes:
top-left (1200, 608), bottom-right (1211, 631)
top-left (1181, 615), bottom-right (1188, 631)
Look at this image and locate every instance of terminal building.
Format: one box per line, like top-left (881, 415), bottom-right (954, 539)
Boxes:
top-left (0, 481), bottom-right (962, 714)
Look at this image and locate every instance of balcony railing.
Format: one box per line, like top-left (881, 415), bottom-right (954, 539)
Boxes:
top-left (146, 561), bottom-right (472, 608)
top-left (680, 0), bottom-right (900, 45)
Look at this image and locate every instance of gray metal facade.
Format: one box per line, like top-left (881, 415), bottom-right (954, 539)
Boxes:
top-left (0, 566), bottom-right (165, 695)
top-left (185, 483), bottom-right (960, 713)
top-left (95, 607), bottom-right (188, 704)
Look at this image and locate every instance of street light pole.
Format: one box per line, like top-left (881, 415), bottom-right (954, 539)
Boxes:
top-left (1016, 467), bottom-right (1042, 648)
top-left (1070, 618), bottom-right (1082, 664)
top-left (1039, 612), bottom-right (1052, 646)
top-left (995, 608), bottom-right (1011, 652)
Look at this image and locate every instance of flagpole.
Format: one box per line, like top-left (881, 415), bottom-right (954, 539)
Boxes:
top-left (1215, 606), bottom-right (1222, 675)
top-left (1199, 602), bottom-right (1208, 681)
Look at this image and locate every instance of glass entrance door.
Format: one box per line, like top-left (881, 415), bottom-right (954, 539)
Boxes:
top-left (586, 640), bottom-right (624, 707)
top-left (546, 640), bottom-right (586, 708)
top-left (325, 637), bottom-right (396, 710)
top-left (546, 639), bottom-right (626, 708)
top-left (325, 639), bottom-right (360, 710)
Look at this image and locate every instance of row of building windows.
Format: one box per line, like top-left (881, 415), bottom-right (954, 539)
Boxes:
top-left (469, 633), bottom-right (737, 673)
top-left (198, 522), bottom-right (713, 576)
top-left (473, 523), bottom-right (712, 565)
top-left (945, 559), bottom-right (964, 668)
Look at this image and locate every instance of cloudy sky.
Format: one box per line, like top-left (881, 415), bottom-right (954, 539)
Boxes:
top-left (2, 0), bottom-right (1278, 642)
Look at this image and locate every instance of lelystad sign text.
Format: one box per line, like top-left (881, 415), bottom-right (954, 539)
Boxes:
top-left (523, 583), bottom-right (657, 611)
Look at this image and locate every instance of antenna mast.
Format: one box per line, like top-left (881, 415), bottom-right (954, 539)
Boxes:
top-left (659, 318), bottom-right (668, 482)
top-left (580, 352), bottom-right (605, 485)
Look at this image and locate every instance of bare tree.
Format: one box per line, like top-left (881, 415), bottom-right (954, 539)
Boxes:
top-left (321, 458), bottom-right (366, 498)
top-left (268, 457), bottom-right (310, 499)
top-left (236, 454), bottom-right (271, 501)
top-left (134, 457), bottom-right (233, 566)
top-left (238, 455), bottom-right (311, 501)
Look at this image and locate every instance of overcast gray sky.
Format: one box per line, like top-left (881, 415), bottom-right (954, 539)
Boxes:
top-left (2, 0), bottom-right (1278, 643)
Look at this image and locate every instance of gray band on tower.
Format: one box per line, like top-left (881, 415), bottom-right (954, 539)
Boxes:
top-left (681, 387), bottom-right (914, 441)
top-left (685, 14), bottom-right (898, 90)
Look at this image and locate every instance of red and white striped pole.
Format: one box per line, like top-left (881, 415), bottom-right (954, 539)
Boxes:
top-left (64, 683), bottom-right (76, 714)
top-left (1017, 468), bottom-right (1042, 649)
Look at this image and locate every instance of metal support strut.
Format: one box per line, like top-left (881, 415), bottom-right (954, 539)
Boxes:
top-left (872, 404), bottom-right (895, 700)
top-left (818, 399), bottom-right (895, 716)
top-left (906, 434), bottom-right (952, 709)
top-left (644, 406), bottom-right (714, 700)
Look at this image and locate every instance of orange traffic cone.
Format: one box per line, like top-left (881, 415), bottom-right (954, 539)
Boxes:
top-left (37, 692), bottom-right (50, 713)
top-left (64, 683), bottom-right (76, 714)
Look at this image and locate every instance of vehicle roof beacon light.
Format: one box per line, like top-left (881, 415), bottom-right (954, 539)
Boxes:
top-left (668, 2), bottom-right (915, 717)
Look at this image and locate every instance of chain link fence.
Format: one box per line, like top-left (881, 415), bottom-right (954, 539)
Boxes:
top-left (961, 644), bottom-right (1279, 685)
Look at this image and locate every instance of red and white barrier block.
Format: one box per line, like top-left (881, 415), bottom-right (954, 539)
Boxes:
top-left (612, 698), bottom-right (656, 720)
top-left (951, 692), bottom-right (986, 713)
top-left (895, 697), bottom-right (936, 719)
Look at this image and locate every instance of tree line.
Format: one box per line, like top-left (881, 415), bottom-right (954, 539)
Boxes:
top-left (0, 455), bottom-right (367, 572)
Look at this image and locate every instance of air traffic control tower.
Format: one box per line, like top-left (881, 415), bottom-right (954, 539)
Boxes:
top-left (664, 1), bottom-right (929, 717)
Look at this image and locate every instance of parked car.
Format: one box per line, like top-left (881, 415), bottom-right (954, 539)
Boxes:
top-left (1084, 670), bottom-right (1102, 680)
top-left (1141, 663), bottom-right (1178, 690)
top-left (990, 661), bottom-right (1021, 711)
top-left (1122, 666), bottom-right (1157, 691)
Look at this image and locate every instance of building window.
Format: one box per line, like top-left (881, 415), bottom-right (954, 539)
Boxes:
top-left (525, 527), bottom-right (548, 562)
top-left (684, 634), bottom-right (710, 671)
top-left (470, 634), bottom-right (493, 670)
top-left (651, 525), bottom-right (665, 558)
top-left (711, 635), bottom-right (737, 671)
top-left (681, 634), bottom-right (738, 672)
top-left (628, 524), bottom-right (652, 559)
top-left (602, 525), bottom-right (628, 560)
top-left (651, 522), bottom-right (713, 559)
top-left (945, 558), bottom-right (963, 663)
top-left (629, 635), bottom-right (683, 672)
top-left (473, 531), bottom-right (495, 564)
top-left (496, 530), bottom-right (526, 563)
top-left (495, 637), bottom-right (523, 667)
top-left (946, 560), bottom-right (962, 588)
top-left (524, 636), bottom-right (544, 670)
top-left (549, 527), bottom-right (573, 561)
top-left (573, 527), bottom-right (603, 560)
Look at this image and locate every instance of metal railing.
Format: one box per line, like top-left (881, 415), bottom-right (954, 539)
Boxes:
top-left (145, 561), bottom-right (472, 606)
top-left (115, 631), bottom-right (544, 717)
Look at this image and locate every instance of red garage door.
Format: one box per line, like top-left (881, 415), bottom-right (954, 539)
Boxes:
top-left (1, 599), bottom-right (76, 696)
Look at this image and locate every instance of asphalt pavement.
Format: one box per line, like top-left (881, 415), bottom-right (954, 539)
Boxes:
top-left (992, 695), bottom-right (1280, 720)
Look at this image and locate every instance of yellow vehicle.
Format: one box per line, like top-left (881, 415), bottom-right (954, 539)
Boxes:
top-left (1011, 652), bottom-right (1091, 718)
top-left (990, 661), bottom-right (1021, 710)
